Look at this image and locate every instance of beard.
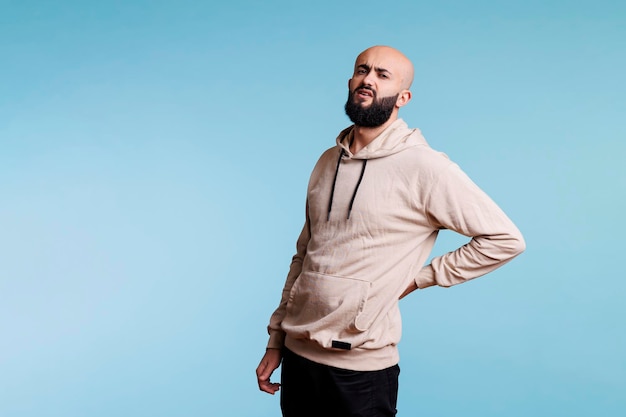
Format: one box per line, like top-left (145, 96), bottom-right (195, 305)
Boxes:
top-left (344, 88), bottom-right (399, 127)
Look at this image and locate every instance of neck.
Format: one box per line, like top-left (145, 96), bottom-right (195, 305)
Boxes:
top-left (350, 115), bottom-right (398, 155)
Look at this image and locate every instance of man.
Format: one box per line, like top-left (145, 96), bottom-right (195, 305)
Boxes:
top-left (256, 45), bottom-right (525, 417)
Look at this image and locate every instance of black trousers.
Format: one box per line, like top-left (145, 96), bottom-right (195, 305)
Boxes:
top-left (280, 348), bottom-right (400, 417)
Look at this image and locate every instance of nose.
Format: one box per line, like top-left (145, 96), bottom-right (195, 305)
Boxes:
top-left (362, 71), bottom-right (375, 86)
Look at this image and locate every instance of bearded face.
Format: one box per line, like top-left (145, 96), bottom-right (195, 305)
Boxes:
top-left (344, 86), bottom-right (399, 128)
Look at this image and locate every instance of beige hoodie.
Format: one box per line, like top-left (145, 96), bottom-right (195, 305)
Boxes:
top-left (267, 119), bottom-right (525, 371)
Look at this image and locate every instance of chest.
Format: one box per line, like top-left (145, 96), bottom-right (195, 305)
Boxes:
top-left (307, 156), bottom-right (431, 229)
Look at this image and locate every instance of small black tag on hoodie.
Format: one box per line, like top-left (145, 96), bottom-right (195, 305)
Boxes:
top-left (331, 340), bottom-right (352, 350)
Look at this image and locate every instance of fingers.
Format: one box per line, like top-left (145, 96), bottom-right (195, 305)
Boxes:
top-left (399, 281), bottom-right (418, 299)
top-left (256, 350), bottom-right (282, 395)
top-left (256, 362), bottom-right (281, 394)
top-left (258, 379), bottom-right (281, 395)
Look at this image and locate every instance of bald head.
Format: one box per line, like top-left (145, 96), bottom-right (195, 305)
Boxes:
top-left (354, 46), bottom-right (414, 89)
top-left (345, 45), bottom-right (414, 127)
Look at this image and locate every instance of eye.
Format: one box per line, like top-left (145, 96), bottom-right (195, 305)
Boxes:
top-left (357, 68), bottom-right (367, 74)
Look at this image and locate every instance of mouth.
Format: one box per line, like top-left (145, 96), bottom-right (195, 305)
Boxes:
top-left (355, 87), bottom-right (374, 98)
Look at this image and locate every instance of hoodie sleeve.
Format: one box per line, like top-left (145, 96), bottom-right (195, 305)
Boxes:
top-left (266, 202), bottom-right (311, 349)
top-left (414, 163), bottom-right (525, 289)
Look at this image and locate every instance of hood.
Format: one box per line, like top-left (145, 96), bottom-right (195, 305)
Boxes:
top-left (335, 118), bottom-right (428, 160)
top-left (327, 119), bottom-right (429, 220)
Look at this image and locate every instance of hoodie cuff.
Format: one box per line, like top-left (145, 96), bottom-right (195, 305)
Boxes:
top-left (415, 265), bottom-right (436, 289)
top-left (267, 329), bottom-right (286, 349)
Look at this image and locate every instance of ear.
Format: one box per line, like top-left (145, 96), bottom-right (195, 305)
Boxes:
top-left (396, 89), bottom-right (412, 108)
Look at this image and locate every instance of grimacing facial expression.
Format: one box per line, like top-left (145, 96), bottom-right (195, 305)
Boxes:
top-left (344, 46), bottom-right (414, 127)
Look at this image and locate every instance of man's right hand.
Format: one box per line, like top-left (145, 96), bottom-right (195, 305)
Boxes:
top-left (255, 348), bottom-right (282, 395)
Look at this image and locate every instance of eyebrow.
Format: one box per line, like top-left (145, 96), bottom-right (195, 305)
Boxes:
top-left (357, 64), bottom-right (392, 75)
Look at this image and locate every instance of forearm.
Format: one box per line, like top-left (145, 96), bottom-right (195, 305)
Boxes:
top-left (266, 216), bottom-right (310, 348)
top-left (419, 163), bottom-right (525, 289)
top-left (267, 256), bottom-right (303, 348)
top-left (417, 231), bottom-right (525, 289)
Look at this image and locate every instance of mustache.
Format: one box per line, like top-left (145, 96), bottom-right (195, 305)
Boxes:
top-left (354, 85), bottom-right (376, 95)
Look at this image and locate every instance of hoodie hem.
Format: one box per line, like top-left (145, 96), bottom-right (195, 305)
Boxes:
top-left (285, 335), bottom-right (399, 372)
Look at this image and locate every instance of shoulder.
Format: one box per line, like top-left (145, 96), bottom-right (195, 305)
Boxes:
top-left (308, 146), bottom-right (342, 176)
top-left (399, 135), bottom-right (456, 176)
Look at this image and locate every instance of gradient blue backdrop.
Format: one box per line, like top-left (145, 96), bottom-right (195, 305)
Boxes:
top-left (1, 1), bottom-right (624, 416)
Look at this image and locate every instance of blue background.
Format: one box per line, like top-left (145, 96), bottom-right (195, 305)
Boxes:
top-left (1, 1), bottom-right (624, 416)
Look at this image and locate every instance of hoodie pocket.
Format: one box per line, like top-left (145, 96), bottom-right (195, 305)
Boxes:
top-left (283, 271), bottom-right (373, 348)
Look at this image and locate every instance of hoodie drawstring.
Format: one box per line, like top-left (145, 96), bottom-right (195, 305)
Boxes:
top-left (348, 159), bottom-right (367, 219)
top-left (327, 149), bottom-right (368, 221)
top-left (327, 149), bottom-right (344, 221)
